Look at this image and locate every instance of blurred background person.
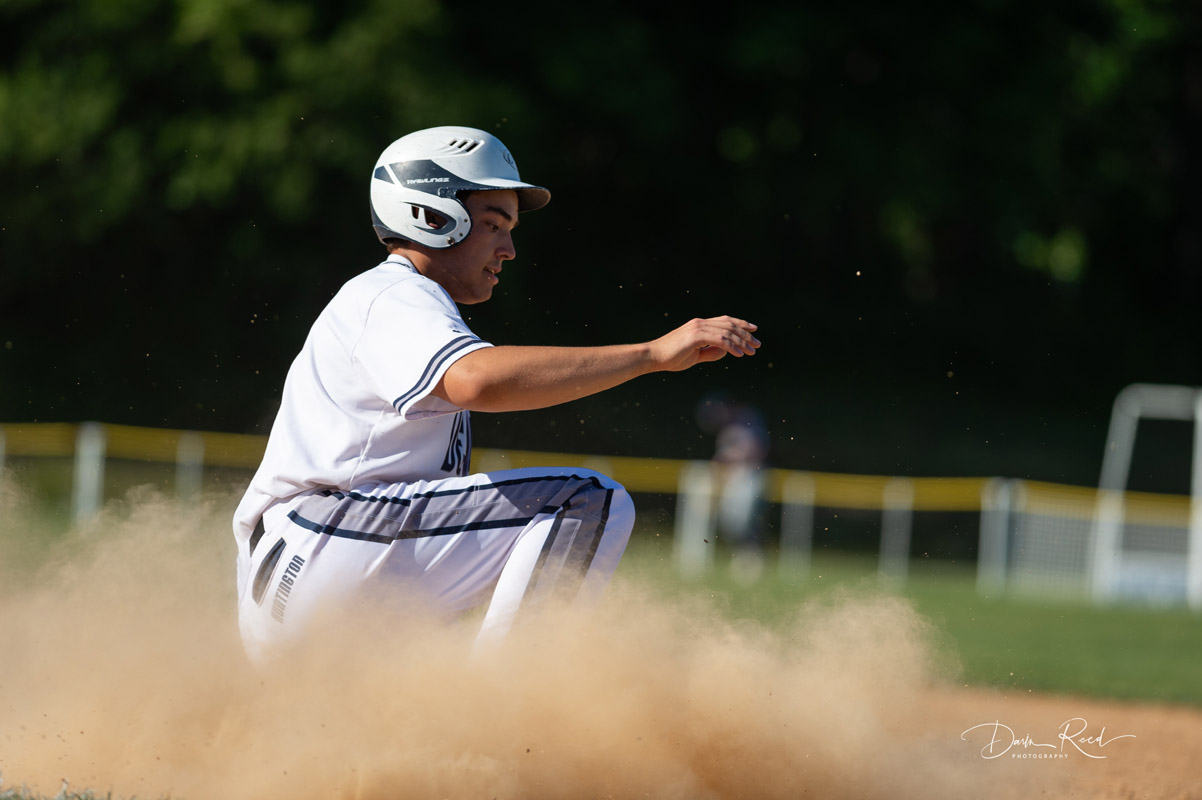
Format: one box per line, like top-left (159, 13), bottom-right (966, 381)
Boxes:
top-left (696, 391), bottom-right (772, 584)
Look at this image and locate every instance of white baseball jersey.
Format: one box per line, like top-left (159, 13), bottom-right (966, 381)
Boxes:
top-left (233, 254), bottom-right (634, 666)
top-left (233, 255), bottom-right (491, 587)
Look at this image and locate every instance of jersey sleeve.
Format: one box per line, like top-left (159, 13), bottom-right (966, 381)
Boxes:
top-left (353, 277), bottom-right (492, 419)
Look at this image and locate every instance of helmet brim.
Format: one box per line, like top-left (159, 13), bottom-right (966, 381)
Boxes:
top-left (477, 179), bottom-right (550, 212)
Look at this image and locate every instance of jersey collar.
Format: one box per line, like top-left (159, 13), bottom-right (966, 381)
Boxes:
top-left (384, 253), bottom-right (419, 273)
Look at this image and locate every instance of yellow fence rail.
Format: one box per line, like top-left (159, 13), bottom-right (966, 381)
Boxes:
top-left (1, 421), bottom-right (1193, 524)
top-left (5, 421), bottom-right (1197, 606)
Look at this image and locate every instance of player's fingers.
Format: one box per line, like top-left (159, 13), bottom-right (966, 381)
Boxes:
top-left (663, 317), bottom-right (759, 369)
top-left (707, 317), bottom-right (760, 356)
top-left (700, 332), bottom-right (752, 359)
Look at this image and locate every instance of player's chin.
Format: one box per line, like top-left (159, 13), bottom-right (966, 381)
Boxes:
top-left (461, 287), bottom-right (495, 305)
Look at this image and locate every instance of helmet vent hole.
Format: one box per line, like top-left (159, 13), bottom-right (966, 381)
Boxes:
top-left (446, 137), bottom-right (483, 154)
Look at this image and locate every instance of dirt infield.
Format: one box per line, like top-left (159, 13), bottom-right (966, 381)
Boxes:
top-left (2, 488), bottom-right (1200, 799)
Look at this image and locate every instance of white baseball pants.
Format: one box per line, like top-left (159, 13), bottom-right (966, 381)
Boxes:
top-left (237, 467), bottom-right (634, 666)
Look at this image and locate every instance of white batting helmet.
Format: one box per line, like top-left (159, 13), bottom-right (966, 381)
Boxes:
top-left (370, 126), bottom-right (551, 249)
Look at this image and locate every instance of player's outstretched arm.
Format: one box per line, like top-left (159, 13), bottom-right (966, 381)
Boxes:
top-left (434, 316), bottom-right (760, 413)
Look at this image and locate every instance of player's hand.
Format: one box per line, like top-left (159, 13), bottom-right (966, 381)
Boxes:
top-left (648, 316), bottom-right (761, 372)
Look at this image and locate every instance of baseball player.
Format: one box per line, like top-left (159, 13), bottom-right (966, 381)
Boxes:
top-left (232, 126), bottom-right (761, 666)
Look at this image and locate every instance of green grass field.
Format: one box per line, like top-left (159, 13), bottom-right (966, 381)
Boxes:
top-left (623, 533), bottom-right (1202, 708)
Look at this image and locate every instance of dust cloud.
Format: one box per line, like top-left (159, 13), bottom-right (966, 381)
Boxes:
top-left (1, 478), bottom-right (986, 800)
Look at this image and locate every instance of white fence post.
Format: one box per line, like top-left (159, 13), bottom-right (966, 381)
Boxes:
top-left (778, 472), bottom-right (815, 576)
top-left (1090, 488), bottom-right (1125, 604)
top-left (879, 478), bottom-right (914, 583)
top-left (72, 422), bottom-right (107, 524)
top-left (976, 478), bottom-right (1015, 595)
top-left (674, 461), bottom-right (715, 577)
top-left (1189, 392), bottom-right (1202, 611)
top-left (176, 431), bottom-right (205, 504)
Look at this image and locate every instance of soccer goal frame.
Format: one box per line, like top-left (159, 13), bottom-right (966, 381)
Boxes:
top-left (1091, 383), bottom-right (1202, 610)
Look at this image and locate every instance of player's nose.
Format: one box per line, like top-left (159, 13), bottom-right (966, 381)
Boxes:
top-left (497, 230), bottom-right (516, 261)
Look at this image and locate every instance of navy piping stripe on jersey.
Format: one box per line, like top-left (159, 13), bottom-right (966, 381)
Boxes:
top-left (316, 474), bottom-right (606, 508)
top-left (286, 507), bottom-right (562, 544)
top-left (392, 335), bottom-right (481, 412)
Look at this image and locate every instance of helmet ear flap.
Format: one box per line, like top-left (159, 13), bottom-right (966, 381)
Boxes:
top-left (370, 182), bottom-right (471, 249)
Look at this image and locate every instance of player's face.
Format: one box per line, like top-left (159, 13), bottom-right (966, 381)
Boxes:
top-left (425, 190), bottom-right (519, 305)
